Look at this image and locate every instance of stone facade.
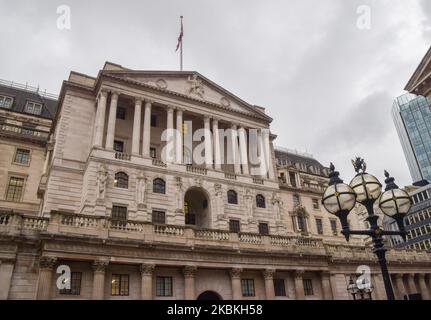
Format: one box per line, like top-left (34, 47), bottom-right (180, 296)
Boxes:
top-left (1, 63), bottom-right (431, 300)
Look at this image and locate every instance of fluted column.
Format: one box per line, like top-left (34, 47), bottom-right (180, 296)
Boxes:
top-left (212, 118), bottom-right (221, 170)
top-left (238, 127), bottom-right (249, 175)
top-left (132, 97), bottom-right (142, 155)
top-left (183, 266), bottom-right (197, 300)
top-left (393, 274), bottom-right (406, 300)
top-left (165, 105), bottom-right (175, 163)
top-left (0, 259), bottom-right (14, 300)
top-left (320, 271), bottom-right (333, 300)
top-left (142, 100), bottom-right (152, 157)
top-left (93, 90), bottom-right (108, 147)
top-left (140, 263), bottom-right (155, 300)
top-left (372, 273), bottom-right (385, 300)
top-left (230, 124), bottom-right (241, 174)
top-left (257, 129), bottom-right (267, 177)
top-left (230, 268), bottom-right (242, 300)
top-left (294, 271), bottom-right (305, 300)
top-left (36, 256), bottom-right (57, 300)
top-left (105, 92), bottom-right (119, 149)
top-left (204, 116), bottom-right (213, 169)
top-left (92, 260), bottom-right (108, 300)
top-left (261, 129), bottom-right (274, 179)
top-left (407, 273), bottom-right (418, 296)
top-left (417, 274), bottom-right (430, 300)
top-left (263, 269), bottom-right (275, 300)
top-left (175, 108), bottom-right (184, 164)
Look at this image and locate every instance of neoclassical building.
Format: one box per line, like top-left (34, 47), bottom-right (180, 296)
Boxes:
top-left (1, 63), bottom-right (431, 300)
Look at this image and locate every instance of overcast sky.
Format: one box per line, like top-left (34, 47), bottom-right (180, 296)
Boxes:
top-left (1, 0), bottom-right (430, 186)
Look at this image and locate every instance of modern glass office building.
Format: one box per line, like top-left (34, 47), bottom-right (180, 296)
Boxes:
top-left (392, 93), bottom-right (431, 183)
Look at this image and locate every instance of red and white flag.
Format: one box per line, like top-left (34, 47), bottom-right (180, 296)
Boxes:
top-left (175, 16), bottom-right (183, 52)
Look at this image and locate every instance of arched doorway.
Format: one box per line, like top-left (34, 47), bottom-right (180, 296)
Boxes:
top-left (184, 187), bottom-right (211, 228)
top-left (197, 291), bottom-right (223, 300)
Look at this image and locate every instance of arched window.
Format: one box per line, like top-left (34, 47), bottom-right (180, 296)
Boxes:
top-left (227, 190), bottom-right (238, 204)
top-left (114, 172), bottom-right (129, 189)
top-left (153, 178), bottom-right (166, 194)
top-left (256, 194), bottom-right (266, 208)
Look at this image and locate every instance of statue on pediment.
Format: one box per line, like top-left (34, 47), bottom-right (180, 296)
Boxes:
top-left (96, 164), bottom-right (108, 199)
top-left (187, 74), bottom-right (205, 99)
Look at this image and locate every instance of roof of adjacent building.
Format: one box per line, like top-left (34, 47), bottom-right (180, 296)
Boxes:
top-left (0, 79), bottom-right (58, 119)
top-left (274, 146), bottom-right (328, 176)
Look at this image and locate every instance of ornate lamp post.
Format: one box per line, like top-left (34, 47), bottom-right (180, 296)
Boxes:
top-left (322, 158), bottom-right (412, 300)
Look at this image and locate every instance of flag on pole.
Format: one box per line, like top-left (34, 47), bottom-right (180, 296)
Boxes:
top-left (175, 16), bottom-right (184, 52)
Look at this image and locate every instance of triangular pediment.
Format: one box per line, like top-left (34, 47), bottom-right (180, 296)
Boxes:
top-left (405, 46), bottom-right (431, 91)
top-left (100, 63), bottom-right (271, 121)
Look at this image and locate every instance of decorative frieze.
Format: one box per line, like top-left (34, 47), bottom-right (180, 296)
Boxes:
top-left (140, 263), bottom-right (155, 276)
top-left (38, 256), bottom-right (57, 270)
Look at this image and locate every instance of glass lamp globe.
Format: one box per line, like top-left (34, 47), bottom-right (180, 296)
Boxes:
top-left (322, 183), bottom-right (356, 215)
top-left (378, 172), bottom-right (412, 217)
top-left (349, 173), bottom-right (382, 203)
top-left (347, 278), bottom-right (358, 295)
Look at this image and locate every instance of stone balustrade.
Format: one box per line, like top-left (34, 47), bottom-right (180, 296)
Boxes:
top-left (152, 159), bottom-right (167, 167)
top-left (252, 177), bottom-right (264, 185)
top-left (224, 172), bottom-right (237, 180)
top-left (186, 165), bottom-right (208, 175)
top-left (114, 152), bottom-right (131, 161)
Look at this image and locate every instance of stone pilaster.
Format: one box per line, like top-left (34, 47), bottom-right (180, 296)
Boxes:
top-left (293, 270), bottom-right (305, 300)
top-left (230, 267), bottom-right (242, 300)
top-left (183, 265), bottom-right (197, 300)
top-left (417, 274), bottom-right (430, 300)
top-left (142, 100), bottom-right (152, 157)
top-left (320, 271), bottom-right (333, 300)
top-left (92, 260), bottom-right (108, 300)
top-left (262, 269), bottom-right (275, 300)
top-left (0, 259), bottom-right (15, 300)
top-left (393, 274), bottom-right (406, 300)
top-left (406, 273), bottom-right (418, 296)
top-left (36, 256), bottom-right (57, 300)
top-left (140, 263), bottom-right (155, 300)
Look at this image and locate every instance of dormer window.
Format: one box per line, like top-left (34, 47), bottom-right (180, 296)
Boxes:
top-left (24, 101), bottom-right (42, 115)
top-left (0, 95), bottom-right (13, 109)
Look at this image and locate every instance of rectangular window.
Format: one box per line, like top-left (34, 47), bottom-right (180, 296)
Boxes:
top-left (273, 279), bottom-right (286, 296)
top-left (111, 274), bottom-right (129, 296)
top-left (59, 272), bottom-right (82, 295)
top-left (24, 101), bottom-right (42, 115)
top-left (156, 276), bottom-right (173, 296)
top-left (258, 222), bottom-right (269, 235)
top-left (289, 172), bottom-right (297, 187)
top-left (6, 177), bottom-right (25, 202)
top-left (303, 279), bottom-right (314, 296)
top-left (152, 210), bottom-right (166, 224)
top-left (297, 216), bottom-right (307, 232)
top-left (229, 219), bottom-right (241, 233)
top-left (330, 219), bottom-right (338, 235)
top-left (116, 106), bottom-right (126, 120)
top-left (150, 147), bottom-right (157, 159)
top-left (315, 218), bottom-right (323, 235)
top-left (151, 115), bottom-right (157, 127)
top-left (114, 140), bottom-right (124, 153)
top-left (112, 205), bottom-right (127, 221)
top-left (241, 279), bottom-right (255, 297)
top-left (312, 198), bottom-right (319, 209)
top-left (0, 95), bottom-right (13, 109)
top-left (14, 148), bottom-right (30, 165)
top-left (293, 194), bottom-right (301, 206)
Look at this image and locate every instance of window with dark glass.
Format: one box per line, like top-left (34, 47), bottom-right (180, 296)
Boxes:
top-left (312, 198), bottom-right (319, 209)
top-left (112, 205), bottom-right (127, 222)
top-left (153, 178), bottom-right (166, 194)
top-left (14, 148), bottom-right (30, 165)
top-left (273, 279), bottom-right (286, 296)
top-left (297, 215), bottom-right (307, 232)
top-left (156, 276), bottom-right (173, 296)
top-left (24, 101), bottom-right (42, 115)
top-left (116, 106), bottom-right (126, 120)
top-left (330, 219), bottom-right (338, 235)
top-left (227, 190), bottom-right (238, 204)
top-left (6, 177), bottom-right (24, 202)
top-left (256, 194), bottom-right (266, 208)
top-left (258, 222), bottom-right (269, 235)
top-left (279, 172), bottom-right (286, 183)
top-left (241, 279), bottom-right (255, 297)
top-left (113, 140), bottom-right (124, 153)
top-left (59, 272), bottom-right (82, 295)
top-left (0, 95), bottom-right (13, 109)
top-left (150, 147), bottom-right (157, 159)
top-left (229, 219), bottom-right (240, 233)
top-left (184, 201), bottom-right (195, 225)
top-left (114, 172), bottom-right (128, 188)
top-left (152, 210), bottom-right (166, 224)
top-left (303, 279), bottom-right (314, 296)
top-left (289, 172), bottom-right (297, 187)
top-left (151, 115), bottom-right (157, 127)
top-left (315, 218), bottom-right (323, 235)
top-left (111, 274), bottom-right (129, 296)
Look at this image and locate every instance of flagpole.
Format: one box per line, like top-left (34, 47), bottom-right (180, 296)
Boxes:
top-left (180, 15), bottom-right (183, 71)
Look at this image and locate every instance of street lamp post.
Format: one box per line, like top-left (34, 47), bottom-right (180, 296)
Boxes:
top-left (321, 158), bottom-right (412, 300)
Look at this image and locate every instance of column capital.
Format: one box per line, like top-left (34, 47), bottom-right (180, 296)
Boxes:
top-left (262, 269), bottom-right (275, 280)
top-left (92, 260), bottom-right (109, 273)
top-left (321, 271), bottom-right (331, 278)
top-left (212, 116), bottom-right (220, 123)
top-left (39, 256), bottom-right (57, 270)
top-left (230, 123), bottom-right (239, 129)
top-left (110, 91), bottom-right (120, 99)
top-left (176, 107), bottom-right (185, 113)
top-left (99, 89), bottom-right (108, 98)
top-left (144, 98), bottom-right (154, 105)
top-left (183, 265), bottom-right (197, 278)
top-left (393, 273), bottom-right (404, 279)
top-left (204, 115), bottom-right (211, 122)
top-left (135, 96), bottom-right (144, 104)
top-left (140, 263), bottom-right (155, 276)
top-left (294, 270), bottom-right (305, 280)
top-left (166, 104), bottom-right (176, 112)
top-left (230, 267), bottom-right (243, 279)
top-left (417, 273), bottom-right (426, 280)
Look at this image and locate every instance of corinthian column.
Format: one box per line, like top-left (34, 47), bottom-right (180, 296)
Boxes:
top-left (212, 118), bottom-right (222, 170)
top-left (105, 92), bottom-right (119, 150)
top-left (261, 129), bottom-right (274, 179)
top-left (230, 124), bottom-right (241, 174)
top-left (36, 256), bottom-right (57, 300)
top-left (93, 90), bottom-right (108, 147)
top-left (417, 274), bottom-right (430, 300)
top-left (263, 269), bottom-right (275, 300)
top-left (204, 116), bottom-right (213, 169)
top-left (92, 260), bottom-right (108, 300)
top-left (132, 97), bottom-right (142, 155)
top-left (175, 108), bottom-right (184, 164)
top-left (183, 266), bottom-right (197, 300)
top-left (238, 126), bottom-right (249, 175)
top-left (142, 100), bottom-right (152, 158)
top-left (140, 263), bottom-right (155, 300)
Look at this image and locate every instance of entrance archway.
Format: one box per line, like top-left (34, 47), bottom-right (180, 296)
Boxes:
top-left (197, 291), bottom-right (223, 300)
top-left (184, 187), bottom-right (211, 229)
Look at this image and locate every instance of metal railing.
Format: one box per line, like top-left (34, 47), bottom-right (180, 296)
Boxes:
top-left (0, 79), bottom-right (58, 100)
